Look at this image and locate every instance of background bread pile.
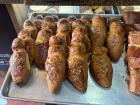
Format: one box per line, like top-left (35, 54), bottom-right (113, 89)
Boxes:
top-left (123, 12), bottom-right (140, 95)
top-left (9, 14), bottom-right (125, 94)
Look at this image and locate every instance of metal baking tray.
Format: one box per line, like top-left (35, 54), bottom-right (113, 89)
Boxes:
top-left (1, 13), bottom-right (140, 105)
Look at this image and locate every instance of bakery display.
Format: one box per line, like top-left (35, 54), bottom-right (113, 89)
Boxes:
top-left (10, 38), bottom-right (30, 85)
top-left (35, 28), bottom-right (53, 69)
top-left (107, 21), bottom-right (124, 62)
top-left (45, 36), bottom-right (66, 93)
top-left (91, 16), bottom-right (107, 47)
top-left (10, 13), bottom-right (140, 99)
top-left (90, 47), bottom-right (113, 88)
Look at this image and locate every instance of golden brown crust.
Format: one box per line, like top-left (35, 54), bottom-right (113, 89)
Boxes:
top-left (11, 38), bottom-right (25, 51)
top-left (71, 27), bottom-right (91, 53)
top-left (36, 29), bottom-right (53, 45)
top-left (23, 19), bottom-right (34, 28)
top-left (22, 37), bottom-right (35, 64)
top-left (81, 16), bottom-right (91, 27)
top-left (57, 18), bottom-right (72, 36)
top-left (107, 32), bottom-right (124, 62)
top-left (9, 49), bottom-right (30, 85)
top-left (107, 21), bottom-right (124, 62)
top-left (67, 15), bottom-right (77, 24)
top-left (18, 29), bottom-right (31, 39)
top-left (68, 55), bottom-right (88, 92)
top-left (45, 36), bottom-right (66, 94)
top-left (24, 26), bottom-right (38, 41)
top-left (91, 16), bottom-right (107, 47)
top-left (44, 16), bottom-right (55, 23)
top-left (90, 47), bottom-right (113, 88)
top-left (35, 15), bottom-right (43, 20)
top-left (109, 21), bottom-right (125, 38)
top-left (35, 29), bottom-right (53, 69)
top-left (32, 19), bottom-right (42, 31)
top-left (72, 19), bottom-right (85, 30)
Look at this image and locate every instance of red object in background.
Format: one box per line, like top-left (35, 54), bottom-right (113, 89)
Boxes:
top-left (7, 100), bottom-right (45, 105)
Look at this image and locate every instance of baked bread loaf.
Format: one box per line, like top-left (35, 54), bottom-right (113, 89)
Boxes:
top-left (52, 15), bottom-right (59, 22)
top-left (23, 19), bottom-right (34, 28)
top-left (10, 38), bottom-right (30, 85)
top-left (45, 36), bottom-right (66, 93)
top-left (90, 47), bottom-right (113, 88)
top-left (71, 27), bottom-right (91, 54)
top-left (81, 16), bottom-right (92, 43)
top-left (35, 15), bottom-right (43, 20)
top-left (32, 19), bottom-right (42, 31)
top-left (67, 15), bottom-right (77, 24)
top-left (107, 21), bottom-right (124, 62)
top-left (35, 29), bottom-right (53, 69)
top-left (57, 18), bottom-right (72, 45)
top-left (81, 16), bottom-right (91, 27)
top-left (42, 16), bottom-right (56, 34)
top-left (68, 42), bottom-right (88, 92)
top-left (72, 19), bottom-right (86, 30)
top-left (67, 27), bottom-right (89, 92)
top-left (91, 16), bottom-right (107, 47)
top-left (11, 38), bottom-right (25, 51)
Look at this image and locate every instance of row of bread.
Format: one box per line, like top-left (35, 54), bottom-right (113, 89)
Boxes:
top-left (123, 11), bottom-right (140, 95)
top-left (9, 14), bottom-right (125, 94)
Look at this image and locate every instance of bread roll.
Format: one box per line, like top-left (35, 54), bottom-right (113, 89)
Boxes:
top-left (71, 27), bottom-right (91, 54)
top-left (107, 21), bottom-right (124, 62)
top-left (57, 18), bottom-right (72, 44)
top-left (35, 29), bottom-right (53, 69)
top-left (18, 29), bottom-right (31, 37)
top-left (91, 16), bottom-right (107, 47)
top-left (68, 43), bottom-right (88, 92)
top-left (23, 19), bottom-right (34, 28)
top-left (90, 47), bottom-right (113, 88)
top-left (72, 19), bottom-right (85, 30)
top-left (81, 16), bottom-right (91, 27)
top-left (45, 36), bottom-right (65, 93)
top-left (32, 19), bottom-right (42, 31)
top-left (81, 16), bottom-right (92, 43)
top-left (24, 26), bottom-right (38, 41)
top-left (67, 15), bottom-right (77, 24)
top-left (52, 15), bottom-right (59, 22)
top-left (35, 15), bottom-right (43, 20)
top-left (42, 16), bottom-right (56, 34)
top-left (18, 30), bottom-right (35, 64)
top-left (11, 38), bottom-right (25, 51)
top-left (9, 48), bottom-right (30, 85)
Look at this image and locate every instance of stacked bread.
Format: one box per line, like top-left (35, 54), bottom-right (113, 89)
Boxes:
top-left (123, 12), bottom-right (140, 95)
